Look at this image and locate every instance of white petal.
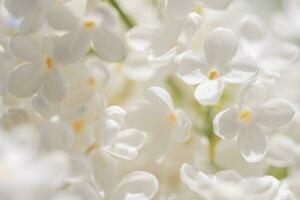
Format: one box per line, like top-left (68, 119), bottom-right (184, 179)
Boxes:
top-left (240, 15), bottom-right (265, 41)
top-left (87, 4), bottom-right (119, 28)
top-left (265, 134), bottom-right (297, 167)
top-left (113, 129), bottom-right (147, 150)
top-left (145, 86), bottom-right (174, 111)
top-left (108, 129), bottom-right (147, 160)
top-left (258, 41), bottom-right (299, 71)
top-left (215, 140), bottom-right (266, 176)
top-left (162, 0), bottom-right (194, 19)
top-left (238, 124), bottom-right (267, 163)
top-left (213, 108), bottom-right (240, 140)
top-left (106, 106), bottom-right (126, 125)
top-left (200, 0), bottom-right (233, 10)
top-left (240, 80), bottom-right (267, 109)
top-left (10, 34), bottom-right (43, 62)
top-left (19, 8), bottom-right (45, 34)
top-left (194, 79), bottom-right (224, 105)
top-left (89, 149), bottom-right (118, 199)
top-left (114, 171), bottom-right (159, 200)
top-left (180, 163), bottom-right (211, 195)
top-left (39, 122), bottom-right (74, 151)
top-left (122, 53), bottom-right (155, 81)
top-left (204, 28), bottom-right (238, 66)
top-left (63, 181), bottom-right (99, 200)
top-left (126, 26), bottom-right (155, 52)
top-left (47, 6), bottom-right (79, 31)
top-left (93, 28), bottom-right (127, 62)
top-left (31, 96), bottom-right (57, 118)
top-left (148, 47), bottom-right (177, 68)
top-left (53, 31), bottom-right (90, 64)
top-left (5, 0), bottom-right (38, 17)
top-left (256, 98), bottom-right (295, 128)
top-left (223, 60), bottom-right (258, 84)
top-left (177, 12), bottom-right (202, 47)
top-left (43, 69), bottom-right (66, 102)
top-left (175, 50), bottom-right (206, 85)
top-left (240, 176), bottom-right (280, 199)
top-left (173, 109), bottom-right (192, 143)
top-left (8, 63), bottom-right (44, 97)
top-left (213, 170), bottom-right (242, 183)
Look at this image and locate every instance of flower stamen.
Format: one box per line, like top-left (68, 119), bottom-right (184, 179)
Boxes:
top-left (207, 69), bottom-right (219, 80)
top-left (45, 57), bottom-right (53, 70)
top-left (167, 112), bottom-right (177, 124)
top-left (239, 109), bottom-right (251, 123)
top-left (72, 119), bottom-right (85, 134)
top-left (195, 3), bottom-right (203, 13)
top-left (88, 76), bottom-right (97, 87)
top-left (83, 20), bottom-right (96, 29)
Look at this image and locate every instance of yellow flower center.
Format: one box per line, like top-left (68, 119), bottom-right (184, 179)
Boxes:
top-left (195, 3), bottom-right (203, 13)
top-left (72, 119), bottom-right (85, 134)
top-left (83, 20), bottom-right (96, 29)
top-left (88, 76), bottom-right (97, 87)
top-left (207, 69), bottom-right (219, 80)
top-left (239, 109), bottom-right (251, 123)
top-left (167, 112), bottom-right (177, 124)
top-left (45, 57), bottom-right (53, 69)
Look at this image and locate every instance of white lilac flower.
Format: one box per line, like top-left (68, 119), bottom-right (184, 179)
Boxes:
top-left (213, 80), bottom-right (295, 162)
top-left (176, 27), bottom-right (258, 105)
top-left (180, 163), bottom-right (293, 200)
top-left (265, 134), bottom-right (300, 169)
top-left (272, 0), bottom-right (300, 40)
top-left (239, 15), bottom-right (299, 83)
top-left (125, 86), bottom-right (192, 160)
top-left (0, 126), bottom-right (70, 200)
top-left (50, 4), bottom-right (127, 64)
top-left (8, 34), bottom-right (68, 102)
top-left (89, 149), bottom-right (159, 200)
top-left (127, 12), bottom-right (201, 68)
top-left (162, 0), bottom-right (234, 20)
top-left (31, 61), bottom-right (109, 118)
top-left (4, 0), bottom-right (71, 34)
top-left (94, 105), bottom-right (147, 161)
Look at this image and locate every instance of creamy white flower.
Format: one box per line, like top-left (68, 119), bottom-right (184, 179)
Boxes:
top-left (125, 86), bottom-right (192, 160)
top-left (89, 149), bottom-right (159, 200)
top-left (213, 80), bottom-right (295, 162)
top-left (272, 0), bottom-right (300, 39)
top-left (127, 12), bottom-right (201, 68)
top-left (8, 34), bottom-right (68, 102)
top-left (32, 60), bottom-right (109, 118)
top-left (266, 134), bottom-right (300, 169)
top-left (4, 0), bottom-right (71, 34)
top-left (162, 0), bottom-right (234, 20)
top-left (180, 163), bottom-right (291, 200)
top-left (239, 15), bottom-right (299, 83)
top-left (51, 4), bottom-right (127, 63)
top-left (0, 126), bottom-right (70, 200)
top-left (176, 27), bottom-right (257, 105)
top-left (94, 105), bottom-right (147, 160)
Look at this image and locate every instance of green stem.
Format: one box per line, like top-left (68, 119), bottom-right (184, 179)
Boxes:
top-left (106, 0), bottom-right (135, 28)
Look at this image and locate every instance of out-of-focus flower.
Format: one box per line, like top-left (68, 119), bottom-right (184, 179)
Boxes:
top-left (239, 15), bottom-right (299, 83)
top-left (180, 163), bottom-right (293, 200)
top-left (4, 0), bottom-right (70, 34)
top-left (89, 149), bottom-right (159, 200)
top-left (125, 86), bottom-right (192, 160)
top-left (127, 12), bottom-right (201, 68)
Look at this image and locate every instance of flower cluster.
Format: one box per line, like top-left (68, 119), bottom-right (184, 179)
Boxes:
top-left (0, 0), bottom-right (300, 200)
